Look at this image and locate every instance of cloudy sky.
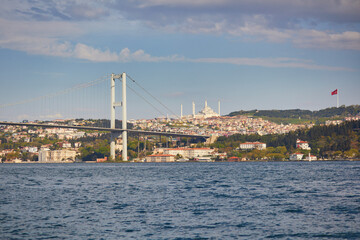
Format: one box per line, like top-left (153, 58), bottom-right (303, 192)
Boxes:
top-left (0, 0), bottom-right (359, 120)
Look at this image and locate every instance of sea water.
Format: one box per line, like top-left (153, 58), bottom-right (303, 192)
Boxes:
top-left (1, 161), bottom-right (359, 239)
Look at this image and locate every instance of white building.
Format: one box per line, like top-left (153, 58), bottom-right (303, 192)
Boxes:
top-left (186, 100), bottom-right (220, 119)
top-left (145, 154), bottom-right (175, 162)
top-left (240, 142), bottom-right (267, 150)
top-left (196, 100), bottom-right (220, 119)
top-left (162, 147), bottom-right (215, 159)
top-left (296, 139), bottom-right (311, 150)
top-left (289, 153), bottom-right (304, 160)
top-left (28, 147), bottom-right (38, 153)
top-left (59, 141), bottom-right (72, 148)
top-left (39, 149), bottom-right (76, 163)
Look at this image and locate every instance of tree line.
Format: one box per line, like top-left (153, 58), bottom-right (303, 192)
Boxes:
top-left (228, 105), bottom-right (360, 119)
top-left (213, 120), bottom-right (360, 159)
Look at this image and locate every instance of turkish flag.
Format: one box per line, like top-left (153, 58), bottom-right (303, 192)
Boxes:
top-left (331, 89), bottom-right (338, 95)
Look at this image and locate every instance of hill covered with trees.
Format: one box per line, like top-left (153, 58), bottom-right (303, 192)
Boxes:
top-left (213, 120), bottom-right (360, 160)
top-left (227, 105), bottom-right (360, 124)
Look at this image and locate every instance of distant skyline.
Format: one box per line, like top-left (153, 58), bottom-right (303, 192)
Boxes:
top-left (0, 0), bottom-right (359, 121)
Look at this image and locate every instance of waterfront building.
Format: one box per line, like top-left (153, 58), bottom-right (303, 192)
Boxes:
top-left (240, 142), bottom-right (267, 150)
top-left (38, 149), bottom-right (76, 162)
top-left (145, 154), bottom-right (175, 162)
top-left (228, 156), bottom-right (240, 162)
top-left (289, 153), bottom-right (304, 160)
top-left (96, 157), bottom-right (108, 162)
top-left (162, 147), bottom-right (215, 158)
top-left (196, 157), bottom-right (214, 162)
top-left (305, 154), bottom-right (317, 161)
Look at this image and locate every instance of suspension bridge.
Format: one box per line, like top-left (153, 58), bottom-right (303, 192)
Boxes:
top-left (0, 72), bottom-right (209, 161)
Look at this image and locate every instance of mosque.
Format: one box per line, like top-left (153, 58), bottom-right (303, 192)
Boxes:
top-left (181, 100), bottom-right (220, 119)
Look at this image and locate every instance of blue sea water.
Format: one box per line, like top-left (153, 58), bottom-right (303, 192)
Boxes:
top-left (0, 161), bottom-right (359, 239)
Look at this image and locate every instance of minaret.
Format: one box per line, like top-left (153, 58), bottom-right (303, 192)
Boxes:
top-left (180, 104), bottom-right (183, 119)
top-left (218, 100), bottom-right (221, 116)
top-left (205, 100), bottom-right (208, 108)
top-left (192, 101), bottom-right (195, 118)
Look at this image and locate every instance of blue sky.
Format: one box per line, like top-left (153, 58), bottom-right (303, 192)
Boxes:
top-left (0, 0), bottom-right (359, 121)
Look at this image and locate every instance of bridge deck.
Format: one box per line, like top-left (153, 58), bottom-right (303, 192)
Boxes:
top-left (0, 122), bottom-right (209, 139)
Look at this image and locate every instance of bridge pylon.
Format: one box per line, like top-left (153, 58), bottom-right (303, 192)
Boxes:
top-left (110, 73), bottom-right (127, 161)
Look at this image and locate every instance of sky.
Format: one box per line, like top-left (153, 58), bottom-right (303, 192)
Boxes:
top-left (0, 0), bottom-right (359, 121)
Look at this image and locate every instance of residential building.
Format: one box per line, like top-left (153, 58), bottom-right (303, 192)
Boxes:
top-left (296, 139), bottom-right (311, 150)
top-left (28, 147), bottom-right (38, 153)
top-left (59, 141), bottom-right (72, 148)
top-left (240, 142), bottom-right (267, 150)
top-left (289, 153), bottom-right (304, 160)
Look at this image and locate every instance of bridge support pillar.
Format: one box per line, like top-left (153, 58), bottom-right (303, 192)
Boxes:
top-left (122, 72), bottom-right (127, 161)
top-left (110, 72), bottom-right (127, 161)
top-left (110, 74), bottom-right (116, 160)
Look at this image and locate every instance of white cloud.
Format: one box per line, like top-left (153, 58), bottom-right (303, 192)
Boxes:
top-left (122, 0), bottom-right (360, 23)
top-left (229, 22), bottom-right (360, 50)
top-left (0, 18), bottom-right (182, 62)
top-left (2, 1), bottom-right (360, 51)
top-left (74, 43), bottom-right (119, 62)
top-left (190, 57), bottom-right (352, 71)
top-left (110, 0), bottom-right (360, 50)
top-left (73, 46), bottom-right (183, 63)
top-left (0, 3), bottom-right (357, 69)
top-left (292, 30), bottom-right (360, 50)
top-left (16, 113), bottom-right (63, 121)
top-left (0, 18), bottom-right (79, 57)
top-left (38, 113), bottom-right (64, 120)
top-left (0, 17), bottom-right (351, 70)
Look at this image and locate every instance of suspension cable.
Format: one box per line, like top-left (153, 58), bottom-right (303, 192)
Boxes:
top-left (127, 74), bottom-right (180, 119)
top-left (119, 78), bottom-right (167, 117)
top-left (0, 74), bottom-right (110, 109)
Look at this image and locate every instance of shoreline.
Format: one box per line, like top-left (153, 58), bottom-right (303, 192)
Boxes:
top-left (1, 159), bottom-right (360, 164)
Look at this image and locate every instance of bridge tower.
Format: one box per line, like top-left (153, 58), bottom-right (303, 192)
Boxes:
top-left (110, 73), bottom-right (127, 161)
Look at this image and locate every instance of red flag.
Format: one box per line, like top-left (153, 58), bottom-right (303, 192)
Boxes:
top-left (331, 89), bottom-right (338, 95)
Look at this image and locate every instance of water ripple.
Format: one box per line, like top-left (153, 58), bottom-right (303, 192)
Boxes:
top-left (0, 161), bottom-right (359, 239)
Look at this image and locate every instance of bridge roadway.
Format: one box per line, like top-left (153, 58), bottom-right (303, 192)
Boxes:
top-left (0, 121), bottom-right (209, 139)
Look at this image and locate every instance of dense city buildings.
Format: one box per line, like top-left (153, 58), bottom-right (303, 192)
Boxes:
top-left (129, 115), bottom-right (311, 138)
top-left (1, 109), bottom-right (359, 162)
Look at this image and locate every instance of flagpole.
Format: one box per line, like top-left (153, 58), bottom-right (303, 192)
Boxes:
top-left (337, 90), bottom-right (339, 108)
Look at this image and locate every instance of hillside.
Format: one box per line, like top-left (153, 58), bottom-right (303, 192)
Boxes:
top-left (213, 120), bottom-right (360, 160)
top-left (227, 105), bottom-right (360, 124)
